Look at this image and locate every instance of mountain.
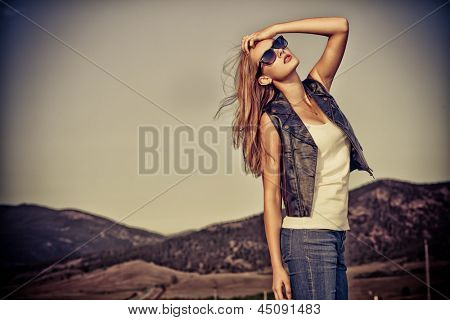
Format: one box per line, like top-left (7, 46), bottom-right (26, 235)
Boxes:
top-left (1, 179), bottom-right (449, 278)
top-left (0, 203), bottom-right (165, 269)
top-left (346, 179), bottom-right (450, 264)
top-left (84, 179), bottom-right (449, 274)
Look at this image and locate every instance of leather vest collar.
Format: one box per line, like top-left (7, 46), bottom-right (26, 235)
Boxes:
top-left (266, 78), bottom-right (334, 147)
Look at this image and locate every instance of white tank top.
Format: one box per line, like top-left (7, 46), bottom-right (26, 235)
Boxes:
top-left (282, 119), bottom-right (351, 231)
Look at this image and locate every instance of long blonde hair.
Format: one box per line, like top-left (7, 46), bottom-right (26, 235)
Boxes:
top-left (214, 44), bottom-right (278, 178)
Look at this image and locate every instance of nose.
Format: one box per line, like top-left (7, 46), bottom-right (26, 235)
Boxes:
top-left (277, 48), bottom-right (285, 58)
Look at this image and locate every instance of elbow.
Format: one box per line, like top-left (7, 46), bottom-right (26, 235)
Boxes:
top-left (340, 17), bottom-right (349, 33)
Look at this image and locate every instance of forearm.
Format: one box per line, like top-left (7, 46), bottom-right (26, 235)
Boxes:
top-left (272, 16), bottom-right (348, 37)
top-left (264, 195), bottom-right (284, 270)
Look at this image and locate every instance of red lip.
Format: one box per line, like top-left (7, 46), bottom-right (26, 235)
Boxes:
top-left (284, 54), bottom-right (292, 63)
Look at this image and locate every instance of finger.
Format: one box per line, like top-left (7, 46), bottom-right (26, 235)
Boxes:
top-left (273, 288), bottom-right (279, 300)
top-left (275, 287), bottom-right (286, 300)
top-left (250, 37), bottom-right (257, 50)
top-left (246, 36), bottom-right (253, 54)
top-left (241, 36), bottom-right (247, 52)
top-left (241, 35), bottom-right (248, 52)
top-left (285, 283), bottom-right (292, 300)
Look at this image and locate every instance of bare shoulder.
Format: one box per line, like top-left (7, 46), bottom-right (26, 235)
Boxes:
top-left (259, 111), bottom-right (275, 133)
top-left (306, 69), bottom-right (332, 93)
top-left (259, 111), bottom-right (280, 141)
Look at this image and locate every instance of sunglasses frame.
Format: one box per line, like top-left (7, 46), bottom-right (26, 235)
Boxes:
top-left (257, 35), bottom-right (288, 75)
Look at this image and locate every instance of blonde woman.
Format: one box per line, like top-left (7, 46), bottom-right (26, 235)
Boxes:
top-left (216, 17), bottom-right (374, 300)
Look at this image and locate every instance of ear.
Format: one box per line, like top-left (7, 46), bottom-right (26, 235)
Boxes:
top-left (258, 75), bottom-right (272, 86)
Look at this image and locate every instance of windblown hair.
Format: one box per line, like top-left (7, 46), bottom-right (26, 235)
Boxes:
top-left (213, 43), bottom-right (278, 178)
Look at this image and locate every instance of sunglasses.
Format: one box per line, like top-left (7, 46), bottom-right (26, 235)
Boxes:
top-left (257, 35), bottom-right (288, 73)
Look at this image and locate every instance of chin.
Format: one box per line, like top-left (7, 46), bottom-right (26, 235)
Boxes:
top-left (288, 58), bottom-right (299, 70)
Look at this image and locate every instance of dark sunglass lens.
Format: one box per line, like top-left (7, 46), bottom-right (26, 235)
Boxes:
top-left (273, 36), bottom-right (288, 49)
top-left (261, 49), bottom-right (276, 65)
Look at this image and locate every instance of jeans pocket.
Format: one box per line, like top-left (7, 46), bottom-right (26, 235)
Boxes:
top-left (280, 228), bottom-right (292, 262)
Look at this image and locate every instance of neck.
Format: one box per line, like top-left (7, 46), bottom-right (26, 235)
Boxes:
top-left (273, 72), bottom-right (307, 106)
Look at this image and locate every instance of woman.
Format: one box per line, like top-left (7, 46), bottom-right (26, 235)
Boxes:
top-left (215, 17), bottom-right (374, 300)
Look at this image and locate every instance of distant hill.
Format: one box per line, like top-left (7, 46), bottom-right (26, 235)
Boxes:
top-left (1, 179), bottom-right (449, 279)
top-left (0, 203), bottom-right (165, 269)
top-left (346, 179), bottom-right (449, 265)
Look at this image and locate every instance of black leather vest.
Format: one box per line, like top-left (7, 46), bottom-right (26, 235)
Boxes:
top-left (261, 77), bottom-right (375, 217)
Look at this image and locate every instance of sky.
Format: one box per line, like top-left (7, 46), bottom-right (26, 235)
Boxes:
top-left (1, 0), bottom-right (448, 235)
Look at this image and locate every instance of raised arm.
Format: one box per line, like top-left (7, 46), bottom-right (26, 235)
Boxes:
top-left (259, 112), bottom-right (291, 300)
top-left (272, 16), bottom-right (349, 91)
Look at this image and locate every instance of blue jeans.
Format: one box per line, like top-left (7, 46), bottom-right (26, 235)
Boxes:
top-left (280, 228), bottom-right (349, 300)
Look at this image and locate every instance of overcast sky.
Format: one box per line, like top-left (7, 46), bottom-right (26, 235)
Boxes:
top-left (1, 0), bottom-right (448, 235)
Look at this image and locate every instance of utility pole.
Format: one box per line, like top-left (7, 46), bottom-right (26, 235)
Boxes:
top-left (424, 238), bottom-right (431, 300)
top-left (213, 280), bottom-right (218, 300)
